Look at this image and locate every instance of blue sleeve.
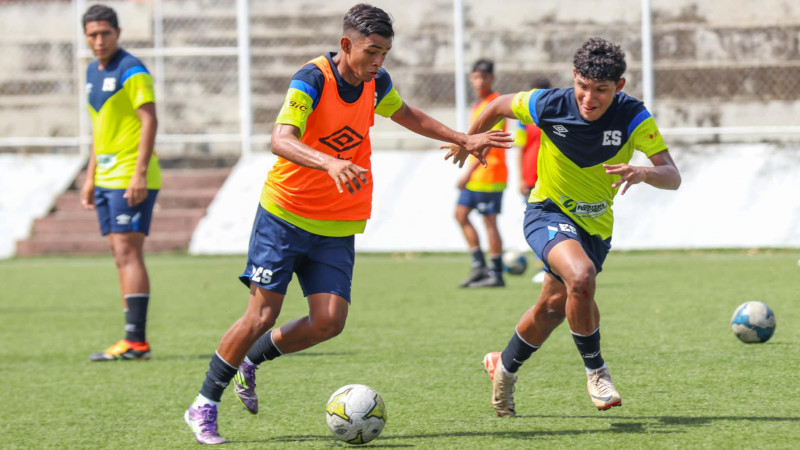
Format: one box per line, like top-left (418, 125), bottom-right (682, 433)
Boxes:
top-left (290, 64), bottom-right (325, 109)
top-left (374, 68), bottom-right (393, 106)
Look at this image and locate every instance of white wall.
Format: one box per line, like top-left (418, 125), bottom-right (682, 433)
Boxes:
top-left (5, 143), bottom-right (798, 260)
top-left (190, 143), bottom-right (800, 255)
top-left (0, 154), bottom-right (84, 258)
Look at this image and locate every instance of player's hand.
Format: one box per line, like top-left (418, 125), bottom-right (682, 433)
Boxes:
top-left (464, 129), bottom-right (513, 157)
top-left (124, 174), bottom-right (148, 206)
top-left (327, 158), bottom-right (369, 194)
top-left (80, 180), bottom-right (96, 211)
top-left (440, 143), bottom-right (473, 168)
top-left (604, 163), bottom-right (647, 195)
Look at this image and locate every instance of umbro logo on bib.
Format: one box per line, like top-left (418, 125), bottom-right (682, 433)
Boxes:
top-left (319, 126), bottom-right (363, 153)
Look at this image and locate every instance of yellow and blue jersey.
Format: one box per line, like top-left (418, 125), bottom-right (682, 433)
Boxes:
top-left (87, 49), bottom-right (160, 189)
top-left (511, 88), bottom-right (667, 239)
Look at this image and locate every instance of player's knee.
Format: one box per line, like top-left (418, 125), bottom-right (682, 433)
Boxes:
top-left (243, 310), bottom-right (277, 336)
top-left (315, 315), bottom-right (347, 340)
top-left (566, 271), bottom-right (596, 301)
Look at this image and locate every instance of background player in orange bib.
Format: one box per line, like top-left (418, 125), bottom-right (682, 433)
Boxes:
top-left (184, 4), bottom-right (512, 444)
top-left (455, 59), bottom-right (509, 288)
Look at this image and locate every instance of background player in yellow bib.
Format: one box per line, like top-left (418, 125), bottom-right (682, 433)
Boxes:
top-left (445, 37), bottom-right (681, 417)
top-left (80, 5), bottom-right (160, 362)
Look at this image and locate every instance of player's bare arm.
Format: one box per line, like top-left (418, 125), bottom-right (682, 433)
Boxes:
top-left (442, 93), bottom-right (516, 165)
top-left (603, 150), bottom-right (681, 195)
top-left (271, 123), bottom-right (369, 194)
top-left (390, 101), bottom-right (512, 168)
top-left (125, 102), bottom-right (157, 206)
top-left (80, 146), bottom-right (98, 210)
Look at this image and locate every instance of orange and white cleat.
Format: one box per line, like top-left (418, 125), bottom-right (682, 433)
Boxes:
top-left (89, 339), bottom-right (150, 361)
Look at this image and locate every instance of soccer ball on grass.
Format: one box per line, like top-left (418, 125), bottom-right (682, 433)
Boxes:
top-left (326, 384), bottom-right (387, 445)
top-left (502, 250), bottom-right (528, 275)
top-left (731, 301), bottom-right (776, 343)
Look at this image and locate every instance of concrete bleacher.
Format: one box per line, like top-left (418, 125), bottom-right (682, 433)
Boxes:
top-left (15, 167), bottom-right (230, 256)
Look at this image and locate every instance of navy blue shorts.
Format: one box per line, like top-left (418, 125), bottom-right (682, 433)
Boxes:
top-left (457, 189), bottom-right (503, 215)
top-left (239, 205), bottom-right (355, 302)
top-left (523, 200), bottom-right (611, 281)
top-left (94, 187), bottom-right (158, 235)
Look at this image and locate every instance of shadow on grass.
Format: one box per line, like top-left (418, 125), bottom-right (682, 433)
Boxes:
top-left (238, 414), bottom-right (800, 445)
top-left (156, 351), bottom-right (353, 361)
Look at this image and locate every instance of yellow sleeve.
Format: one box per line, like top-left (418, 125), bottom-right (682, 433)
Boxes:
top-left (275, 88), bottom-right (314, 137)
top-left (632, 116), bottom-right (668, 157)
top-left (124, 72), bottom-right (155, 109)
top-left (375, 86), bottom-right (403, 118)
top-left (511, 90), bottom-right (535, 125)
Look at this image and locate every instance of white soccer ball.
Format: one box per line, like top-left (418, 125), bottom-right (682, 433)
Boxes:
top-left (731, 301), bottom-right (776, 343)
top-left (502, 250), bottom-right (528, 275)
top-left (326, 384), bottom-right (387, 445)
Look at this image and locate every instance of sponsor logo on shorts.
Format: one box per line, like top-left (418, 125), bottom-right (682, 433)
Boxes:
top-left (116, 214), bottom-right (131, 225)
top-left (251, 265), bottom-right (273, 284)
top-left (560, 196), bottom-right (608, 219)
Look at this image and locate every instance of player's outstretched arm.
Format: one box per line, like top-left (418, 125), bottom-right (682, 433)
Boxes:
top-left (271, 123), bottom-right (369, 194)
top-left (441, 94), bottom-right (517, 166)
top-left (389, 102), bottom-right (512, 167)
top-left (603, 150), bottom-right (681, 195)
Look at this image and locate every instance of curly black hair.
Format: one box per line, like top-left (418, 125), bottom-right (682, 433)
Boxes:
top-left (573, 38), bottom-right (626, 82)
top-left (343, 4), bottom-right (394, 39)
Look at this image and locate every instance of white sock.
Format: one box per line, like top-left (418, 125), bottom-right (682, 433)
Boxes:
top-left (192, 394), bottom-right (219, 409)
top-left (586, 364), bottom-right (607, 374)
top-left (244, 356), bottom-right (254, 365)
top-left (500, 362), bottom-right (515, 378)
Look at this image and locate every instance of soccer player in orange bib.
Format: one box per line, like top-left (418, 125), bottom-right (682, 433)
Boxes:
top-left (184, 4), bottom-right (512, 444)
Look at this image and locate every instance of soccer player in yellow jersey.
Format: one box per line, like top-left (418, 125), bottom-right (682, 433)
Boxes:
top-left (445, 38), bottom-right (681, 417)
top-left (80, 5), bottom-right (160, 362)
top-left (183, 4), bottom-right (512, 444)
top-left (455, 59), bottom-right (509, 288)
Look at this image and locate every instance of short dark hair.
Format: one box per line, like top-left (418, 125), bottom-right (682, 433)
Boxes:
top-left (573, 37), bottom-right (626, 82)
top-left (531, 77), bottom-right (551, 89)
top-left (472, 58), bottom-right (494, 75)
top-left (83, 4), bottom-right (119, 30)
top-left (343, 4), bottom-right (394, 39)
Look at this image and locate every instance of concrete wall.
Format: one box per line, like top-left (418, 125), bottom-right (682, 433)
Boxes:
top-left (189, 143), bottom-right (800, 255)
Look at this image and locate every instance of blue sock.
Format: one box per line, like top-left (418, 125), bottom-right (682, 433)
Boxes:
top-left (124, 294), bottom-right (149, 342)
top-left (470, 248), bottom-right (486, 268)
top-left (199, 352), bottom-right (238, 402)
top-left (246, 330), bottom-right (283, 365)
top-left (500, 330), bottom-right (539, 373)
top-left (571, 327), bottom-right (605, 370)
top-left (489, 255), bottom-right (503, 278)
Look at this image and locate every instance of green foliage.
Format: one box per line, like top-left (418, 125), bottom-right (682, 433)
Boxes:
top-left (1, 251), bottom-right (799, 449)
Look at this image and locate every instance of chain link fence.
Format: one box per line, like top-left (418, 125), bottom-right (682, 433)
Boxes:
top-left (1, 0), bottom-right (799, 156)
